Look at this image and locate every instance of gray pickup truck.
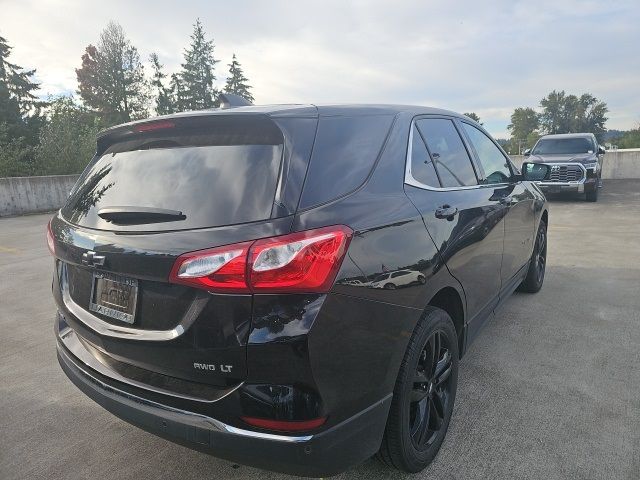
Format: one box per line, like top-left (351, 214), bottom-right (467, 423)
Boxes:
top-left (524, 133), bottom-right (605, 202)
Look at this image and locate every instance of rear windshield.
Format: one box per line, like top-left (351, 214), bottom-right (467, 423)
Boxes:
top-left (63, 116), bottom-right (284, 231)
top-left (532, 137), bottom-right (594, 155)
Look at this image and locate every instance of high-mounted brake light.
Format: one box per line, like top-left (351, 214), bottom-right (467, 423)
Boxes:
top-left (133, 120), bottom-right (175, 133)
top-left (46, 220), bottom-right (55, 256)
top-left (168, 226), bottom-right (352, 294)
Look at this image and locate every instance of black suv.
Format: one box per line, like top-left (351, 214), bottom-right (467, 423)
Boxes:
top-left (524, 132), bottom-right (605, 202)
top-left (50, 103), bottom-right (549, 476)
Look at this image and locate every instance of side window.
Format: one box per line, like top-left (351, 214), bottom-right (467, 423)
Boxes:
top-left (462, 123), bottom-right (512, 184)
top-left (299, 114), bottom-right (394, 209)
top-left (410, 125), bottom-right (440, 187)
top-left (416, 119), bottom-right (478, 188)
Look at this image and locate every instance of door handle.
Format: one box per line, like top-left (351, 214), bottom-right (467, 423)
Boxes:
top-left (435, 205), bottom-right (459, 220)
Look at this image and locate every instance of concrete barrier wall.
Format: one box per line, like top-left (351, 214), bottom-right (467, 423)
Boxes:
top-left (0, 175), bottom-right (79, 217)
top-left (510, 149), bottom-right (640, 179)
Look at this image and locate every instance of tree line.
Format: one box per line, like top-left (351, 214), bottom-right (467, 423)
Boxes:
top-left (464, 91), bottom-right (639, 154)
top-left (504, 91), bottom-right (609, 153)
top-left (0, 19), bottom-right (253, 177)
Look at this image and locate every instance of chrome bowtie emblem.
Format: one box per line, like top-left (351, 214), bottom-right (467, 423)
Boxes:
top-left (82, 250), bottom-right (105, 267)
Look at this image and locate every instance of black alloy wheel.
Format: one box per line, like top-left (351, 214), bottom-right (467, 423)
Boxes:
top-left (378, 307), bottom-right (459, 472)
top-left (409, 330), bottom-right (454, 450)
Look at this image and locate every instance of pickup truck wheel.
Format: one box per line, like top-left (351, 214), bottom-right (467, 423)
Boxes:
top-left (517, 219), bottom-right (547, 293)
top-left (377, 307), bottom-right (458, 472)
top-left (586, 187), bottom-right (598, 202)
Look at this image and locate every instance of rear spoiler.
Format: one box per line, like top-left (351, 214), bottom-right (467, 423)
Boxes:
top-left (95, 113), bottom-right (282, 156)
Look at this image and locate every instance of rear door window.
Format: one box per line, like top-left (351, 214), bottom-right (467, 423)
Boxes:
top-left (410, 124), bottom-right (441, 187)
top-left (416, 119), bottom-right (478, 188)
top-left (63, 116), bottom-right (284, 232)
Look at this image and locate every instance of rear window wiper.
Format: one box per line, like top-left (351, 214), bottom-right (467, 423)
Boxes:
top-left (97, 207), bottom-right (186, 225)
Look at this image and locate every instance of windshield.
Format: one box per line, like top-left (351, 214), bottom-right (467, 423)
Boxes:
top-left (532, 137), bottom-right (594, 155)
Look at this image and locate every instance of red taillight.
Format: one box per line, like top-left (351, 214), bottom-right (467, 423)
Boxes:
top-left (240, 416), bottom-right (327, 432)
top-left (133, 120), bottom-right (175, 132)
top-left (168, 226), bottom-right (352, 294)
top-left (168, 241), bottom-right (252, 292)
top-left (46, 220), bottom-right (55, 256)
top-left (249, 226), bottom-right (352, 293)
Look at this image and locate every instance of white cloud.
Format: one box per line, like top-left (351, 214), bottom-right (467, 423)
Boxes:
top-left (1, 0), bottom-right (638, 136)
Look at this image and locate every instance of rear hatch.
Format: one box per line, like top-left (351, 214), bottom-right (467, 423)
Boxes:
top-left (52, 112), bottom-right (317, 390)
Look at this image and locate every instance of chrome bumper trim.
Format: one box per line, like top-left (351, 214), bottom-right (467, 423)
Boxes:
top-left (60, 263), bottom-right (207, 341)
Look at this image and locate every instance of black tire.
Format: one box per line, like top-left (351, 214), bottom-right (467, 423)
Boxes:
top-left (418, 275), bottom-right (426, 285)
top-left (384, 283), bottom-right (396, 290)
top-left (377, 307), bottom-right (459, 472)
top-left (517, 219), bottom-right (547, 293)
top-left (586, 186), bottom-right (598, 202)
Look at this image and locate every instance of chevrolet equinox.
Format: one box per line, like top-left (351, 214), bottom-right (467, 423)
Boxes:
top-left (50, 101), bottom-right (549, 476)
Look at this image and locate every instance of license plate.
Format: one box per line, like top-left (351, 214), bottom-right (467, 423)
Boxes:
top-left (89, 272), bottom-right (138, 324)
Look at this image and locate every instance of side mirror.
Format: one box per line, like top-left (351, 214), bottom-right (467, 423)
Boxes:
top-left (523, 148), bottom-right (531, 157)
top-left (598, 145), bottom-right (606, 155)
top-left (521, 162), bottom-right (549, 182)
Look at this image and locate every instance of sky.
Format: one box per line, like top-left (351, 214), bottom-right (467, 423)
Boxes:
top-left (1, 0), bottom-right (639, 138)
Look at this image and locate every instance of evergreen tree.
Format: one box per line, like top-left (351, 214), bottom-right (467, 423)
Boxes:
top-left (0, 34), bottom-right (44, 140)
top-left (463, 112), bottom-right (482, 125)
top-left (169, 73), bottom-right (186, 112)
top-left (224, 54), bottom-right (254, 103)
top-left (175, 19), bottom-right (219, 111)
top-left (0, 34), bottom-right (44, 176)
top-left (149, 53), bottom-right (174, 115)
top-left (76, 22), bottom-right (149, 125)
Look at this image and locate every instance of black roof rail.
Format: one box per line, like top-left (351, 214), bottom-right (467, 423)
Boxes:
top-left (218, 93), bottom-right (253, 109)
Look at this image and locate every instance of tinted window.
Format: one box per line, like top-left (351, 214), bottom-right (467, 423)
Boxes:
top-left (410, 125), bottom-right (440, 187)
top-left (391, 271), bottom-right (409, 278)
top-left (416, 119), bottom-right (477, 188)
top-left (532, 137), bottom-right (595, 155)
top-left (63, 144), bottom-right (283, 231)
top-left (462, 123), bottom-right (512, 184)
top-left (299, 115), bottom-right (394, 209)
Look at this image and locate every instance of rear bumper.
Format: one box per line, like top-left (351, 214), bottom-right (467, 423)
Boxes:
top-left (57, 333), bottom-right (391, 477)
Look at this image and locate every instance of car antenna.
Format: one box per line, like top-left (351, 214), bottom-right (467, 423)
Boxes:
top-left (218, 93), bottom-right (253, 109)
